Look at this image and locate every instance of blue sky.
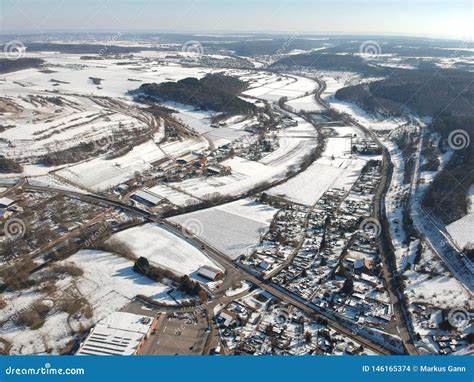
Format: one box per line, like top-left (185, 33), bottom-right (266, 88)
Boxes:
top-left (1, 0), bottom-right (472, 39)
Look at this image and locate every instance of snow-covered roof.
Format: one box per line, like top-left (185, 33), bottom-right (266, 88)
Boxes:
top-left (132, 189), bottom-right (164, 206)
top-left (77, 312), bottom-right (154, 356)
top-left (0, 197), bottom-right (15, 207)
top-left (197, 265), bottom-right (221, 280)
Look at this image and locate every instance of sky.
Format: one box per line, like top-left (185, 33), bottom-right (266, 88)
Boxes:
top-left (0, 0), bottom-right (473, 40)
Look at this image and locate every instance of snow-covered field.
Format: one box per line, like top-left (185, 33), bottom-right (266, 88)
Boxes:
top-left (447, 185), bottom-right (474, 249)
top-left (286, 94), bottom-right (324, 112)
top-left (152, 108), bottom-right (319, 205)
top-left (329, 96), bottom-right (407, 131)
top-left (111, 224), bottom-right (222, 276)
top-left (0, 90), bottom-right (153, 161)
top-left (1, 54), bottom-right (324, 197)
top-left (0, 249), bottom-right (170, 355)
top-left (0, 52), bottom-right (213, 164)
top-left (149, 183), bottom-right (200, 205)
top-left (404, 270), bottom-right (469, 308)
top-left (268, 161), bottom-right (360, 206)
top-left (258, 117), bottom-right (317, 166)
top-left (56, 136), bottom-right (208, 191)
top-left (1, 53), bottom-right (210, 99)
top-left (268, 136), bottom-right (366, 206)
top-left (163, 120), bottom-right (317, 203)
top-left (167, 102), bottom-right (254, 147)
top-left (447, 213), bottom-right (474, 249)
top-left (66, 249), bottom-right (171, 306)
top-left (243, 74), bottom-right (316, 102)
top-left (169, 199), bottom-right (278, 259)
top-left (307, 70), bottom-right (407, 132)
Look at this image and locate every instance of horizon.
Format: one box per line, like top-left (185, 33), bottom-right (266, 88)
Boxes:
top-left (1, 0), bottom-right (472, 40)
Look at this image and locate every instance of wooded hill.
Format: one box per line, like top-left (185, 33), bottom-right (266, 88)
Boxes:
top-left (335, 68), bottom-right (474, 118)
top-left (270, 53), bottom-right (380, 75)
top-left (423, 115), bottom-right (474, 224)
top-left (0, 58), bottom-right (44, 74)
top-left (137, 73), bottom-right (256, 118)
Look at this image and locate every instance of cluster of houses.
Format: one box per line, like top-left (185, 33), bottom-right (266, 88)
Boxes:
top-left (0, 196), bottom-right (21, 220)
top-left (409, 302), bottom-right (472, 355)
top-left (240, 160), bottom-right (394, 331)
top-left (215, 290), bottom-right (370, 355)
top-left (234, 135), bottom-right (280, 162)
top-left (110, 102), bottom-right (300, 213)
top-left (240, 204), bottom-right (308, 274)
top-left (167, 151), bottom-right (232, 182)
top-left (351, 137), bottom-right (382, 155)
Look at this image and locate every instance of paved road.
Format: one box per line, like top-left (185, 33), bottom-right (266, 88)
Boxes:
top-left (4, 180), bottom-right (400, 354)
top-left (341, 115), bottom-right (419, 355)
top-left (409, 130), bottom-right (474, 292)
top-left (285, 73), bottom-right (417, 354)
top-left (0, 177), bottom-right (26, 198)
top-left (0, 74), bottom-right (403, 355)
top-left (163, 221), bottom-right (399, 355)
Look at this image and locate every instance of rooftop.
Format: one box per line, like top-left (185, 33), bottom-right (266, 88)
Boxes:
top-left (77, 312), bottom-right (154, 356)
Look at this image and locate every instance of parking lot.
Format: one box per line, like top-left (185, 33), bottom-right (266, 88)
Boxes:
top-left (140, 310), bottom-right (210, 355)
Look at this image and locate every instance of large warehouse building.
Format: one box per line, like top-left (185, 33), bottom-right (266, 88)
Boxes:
top-left (76, 312), bottom-right (157, 356)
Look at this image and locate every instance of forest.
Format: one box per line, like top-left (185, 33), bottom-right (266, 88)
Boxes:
top-left (137, 73), bottom-right (256, 118)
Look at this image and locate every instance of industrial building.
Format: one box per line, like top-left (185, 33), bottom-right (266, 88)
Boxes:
top-left (130, 189), bottom-right (165, 207)
top-left (197, 265), bottom-right (222, 281)
top-left (76, 312), bottom-right (157, 356)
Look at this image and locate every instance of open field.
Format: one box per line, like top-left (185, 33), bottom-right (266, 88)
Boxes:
top-left (111, 224), bottom-right (222, 276)
top-left (169, 199), bottom-right (278, 259)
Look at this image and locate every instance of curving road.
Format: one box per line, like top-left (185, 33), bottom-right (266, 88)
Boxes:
top-left (1, 72), bottom-right (408, 355)
top-left (2, 164), bottom-right (398, 354)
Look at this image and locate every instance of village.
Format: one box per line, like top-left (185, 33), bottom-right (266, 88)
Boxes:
top-left (0, 32), bottom-right (472, 359)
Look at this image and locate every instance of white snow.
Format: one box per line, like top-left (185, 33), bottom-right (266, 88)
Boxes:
top-left (268, 136), bottom-right (366, 206)
top-left (0, 249), bottom-right (170, 355)
top-left (286, 94), bottom-right (324, 112)
top-left (404, 270), bottom-right (469, 308)
top-left (169, 198), bottom-right (278, 259)
top-left (447, 213), bottom-right (474, 249)
top-left (66, 249), bottom-right (170, 305)
top-left (446, 185), bottom-right (474, 249)
top-left (56, 137), bottom-right (208, 191)
top-left (110, 224), bottom-right (222, 275)
top-left (243, 74), bottom-right (316, 102)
